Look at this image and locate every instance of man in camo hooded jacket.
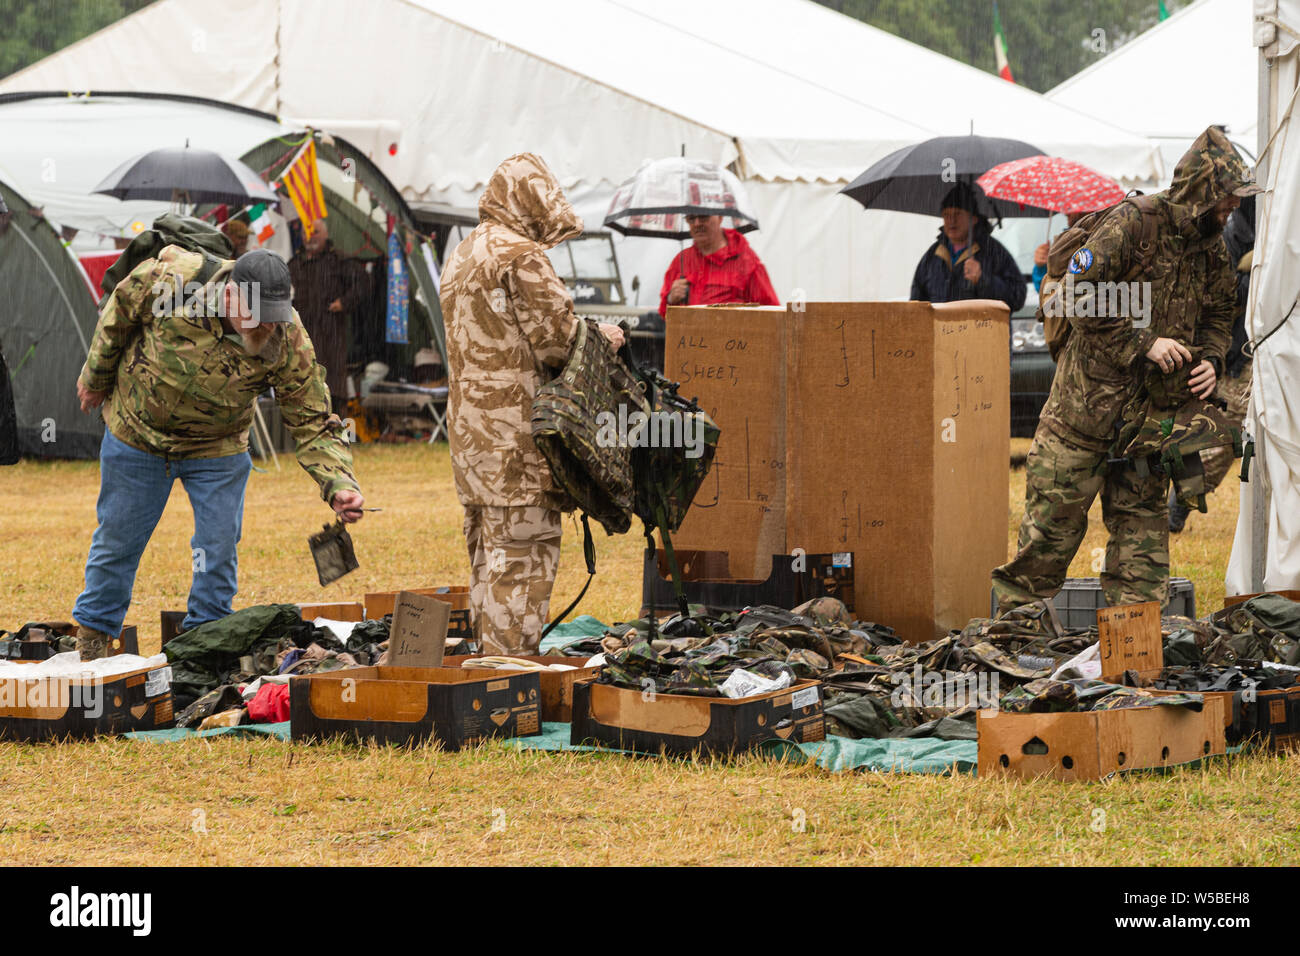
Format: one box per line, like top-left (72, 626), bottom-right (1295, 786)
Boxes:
top-left (992, 126), bottom-right (1260, 614)
top-left (440, 154), bottom-right (623, 655)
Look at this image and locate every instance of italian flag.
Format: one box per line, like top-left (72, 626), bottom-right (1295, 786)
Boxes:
top-left (994, 1), bottom-right (1014, 83)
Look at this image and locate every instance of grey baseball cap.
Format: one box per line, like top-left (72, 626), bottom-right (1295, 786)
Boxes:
top-left (231, 248), bottom-right (294, 324)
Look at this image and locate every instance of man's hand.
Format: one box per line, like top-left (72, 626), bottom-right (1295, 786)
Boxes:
top-left (77, 379), bottom-right (107, 413)
top-left (597, 323), bottom-right (625, 351)
top-left (331, 489), bottom-right (366, 524)
top-left (1034, 242), bottom-right (1049, 267)
top-left (667, 278), bottom-right (690, 305)
top-left (1145, 337), bottom-right (1193, 374)
top-left (1189, 359), bottom-right (1217, 399)
top-left (963, 258), bottom-right (982, 285)
top-left (327, 299), bottom-right (343, 313)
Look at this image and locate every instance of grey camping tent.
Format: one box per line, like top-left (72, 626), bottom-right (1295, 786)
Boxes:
top-left (0, 178), bottom-right (103, 459)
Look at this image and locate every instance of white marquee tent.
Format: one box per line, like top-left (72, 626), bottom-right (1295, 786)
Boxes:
top-left (1226, 0), bottom-right (1300, 595)
top-left (0, 0), bottom-right (1163, 302)
top-left (1048, 0), bottom-right (1260, 188)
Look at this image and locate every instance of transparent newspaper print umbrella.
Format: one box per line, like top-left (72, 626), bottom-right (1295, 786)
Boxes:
top-left (603, 158), bottom-right (759, 239)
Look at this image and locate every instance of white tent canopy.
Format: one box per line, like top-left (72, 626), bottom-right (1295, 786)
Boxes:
top-left (0, 0), bottom-right (1163, 300)
top-left (1048, 0), bottom-right (1259, 187)
top-left (0, 94), bottom-right (296, 241)
top-left (1226, 0), bottom-right (1300, 594)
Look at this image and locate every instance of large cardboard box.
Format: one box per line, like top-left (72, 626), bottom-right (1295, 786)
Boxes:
top-left (289, 665), bottom-right (541, 750)
top-left (570, 678), bottom-right (825, 756)
top-left (442, 655), bottom-right (600, 722)
top-left (665, 301), bottom-right (1009, 642)
top-left (977, 696), bottom-right (1226, 782)
top-left (0, 663), bottom-right (175, 741)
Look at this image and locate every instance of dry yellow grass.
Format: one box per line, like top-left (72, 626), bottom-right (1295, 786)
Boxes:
top-left (0, 441), bottom-right (1288, 867)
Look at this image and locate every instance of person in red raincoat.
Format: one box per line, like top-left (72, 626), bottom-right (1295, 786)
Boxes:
top-left (658, 215), bottom-right (780, 316)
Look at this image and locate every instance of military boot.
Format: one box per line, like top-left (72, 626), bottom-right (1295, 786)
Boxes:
top-left (75, 625), bottom-right (113, 662)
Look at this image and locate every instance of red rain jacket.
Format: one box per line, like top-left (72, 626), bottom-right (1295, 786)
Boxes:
top-left (657, 229), bottom-right (780, 317)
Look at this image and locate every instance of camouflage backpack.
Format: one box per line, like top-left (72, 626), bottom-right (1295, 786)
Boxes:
top-left (532, 319), bottom-right (720, 622)
top-left (99, 213), bottom-right (233, 307)
top-left (1038, 195), bottom-right (1161, 361)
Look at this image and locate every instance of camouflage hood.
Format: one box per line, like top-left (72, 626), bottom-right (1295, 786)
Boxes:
top-left (1164, 126), bottom-right (1262, 231)
top-left (478, 153), bottom-right (583, 249)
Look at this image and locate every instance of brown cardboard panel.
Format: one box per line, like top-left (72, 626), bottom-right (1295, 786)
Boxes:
top-left (978, 696), bottom-right (1225, 782)
top-left (664, 306), bottom-right (787, 580)
top-left (1097, 601), bottom-right (1163, 681)
top-left (786, 301), bottom-right (936, 642)
top-left (389, 591), bottom-right (451, 667)
top-left (0, 664), bottom-right (175, 740)
top-left (930, 301), bottom-right (1011, 639)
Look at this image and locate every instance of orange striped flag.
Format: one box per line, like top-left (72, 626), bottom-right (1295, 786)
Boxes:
top-left (283, 140), bottom-right (328, 239)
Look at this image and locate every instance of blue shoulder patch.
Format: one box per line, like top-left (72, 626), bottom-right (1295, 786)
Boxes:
top-left (1068, 248), bottom-right (1093, 274)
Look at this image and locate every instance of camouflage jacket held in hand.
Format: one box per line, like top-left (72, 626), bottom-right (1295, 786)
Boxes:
top-left (1040, 126), bottom-right (1248, 450)
top-left (440, 153), bottom-right (583, 507)
top-left (78, 245), bottom-right (359, 501)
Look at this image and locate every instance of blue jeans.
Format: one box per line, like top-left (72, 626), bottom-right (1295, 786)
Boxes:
top-left (73, 430), bottom-right (252, 636)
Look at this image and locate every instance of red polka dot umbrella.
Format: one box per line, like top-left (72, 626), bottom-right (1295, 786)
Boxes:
top-left (976, 156), bottom-right (1126, 216)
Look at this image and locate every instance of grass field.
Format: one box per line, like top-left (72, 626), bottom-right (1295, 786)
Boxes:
top-left (0, 441), bottom-right (1292, 867)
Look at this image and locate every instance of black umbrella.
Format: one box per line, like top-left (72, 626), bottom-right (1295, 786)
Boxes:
top-left (841, 135), bottom-right (1047, 220)
top-left (92, 144), bottom-right (279, 207)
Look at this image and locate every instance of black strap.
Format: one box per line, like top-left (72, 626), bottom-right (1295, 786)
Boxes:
top-left (1243, 296), bottom-right (1296, 359)
top-left (541, 513), bottom-right (596, 638)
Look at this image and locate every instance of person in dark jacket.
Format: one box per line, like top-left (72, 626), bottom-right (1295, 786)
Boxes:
top-left (910, 184), bottom-right (1027, 314)
top-left (289, 219), bottom-right (370, 413)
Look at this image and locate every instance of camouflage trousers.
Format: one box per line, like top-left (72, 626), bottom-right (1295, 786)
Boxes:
top-left (463, 504), bottom-right (562, 656)
top-left (991, 425), bottom-right (1170, 614)
top-left (1201, 361), bottom-right (1252, 493)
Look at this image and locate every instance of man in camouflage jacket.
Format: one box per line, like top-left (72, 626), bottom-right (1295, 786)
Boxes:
top-left (440, 153), bottom-right (622, 655)
top-left (992, 127), bottom-right (1260, 613)
top-left (73, 247), bottom-right (365, 660)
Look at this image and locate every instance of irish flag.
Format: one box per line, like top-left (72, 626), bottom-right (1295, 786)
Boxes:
top-left (994, 1), bottom-right (1014, 83)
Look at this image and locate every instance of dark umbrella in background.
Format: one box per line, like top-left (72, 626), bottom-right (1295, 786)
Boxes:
top-left (92, 142), bottom-right (280, 209)
top-left (841, 134), bottom-right (1047, 224)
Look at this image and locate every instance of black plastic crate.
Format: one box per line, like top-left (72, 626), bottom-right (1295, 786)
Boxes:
top-left (641, 550), bottom-right (855, 617)
top-left (989, 577), bottom-right (1195, 628)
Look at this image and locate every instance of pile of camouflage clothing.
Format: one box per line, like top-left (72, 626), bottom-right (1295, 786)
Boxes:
top-left (166, 604), bottom-right (392, 727)
top-left (555, 597), bottom-right (1102, 741)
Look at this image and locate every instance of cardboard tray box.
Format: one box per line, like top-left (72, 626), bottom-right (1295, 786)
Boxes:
top-left (289, 665), bottom-right (541, 750)
top-left (0, 663), bottom-right (175, 742)
top-left (442, 654), bottom-right (599, 723)
top-left (570, 678), bottom-right (825, 756)
top-left (977, 696), bottom-right (1227, 782)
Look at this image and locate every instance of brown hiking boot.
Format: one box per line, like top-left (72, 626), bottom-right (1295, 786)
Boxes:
top-left (75, 626), bottom-right (113, 662)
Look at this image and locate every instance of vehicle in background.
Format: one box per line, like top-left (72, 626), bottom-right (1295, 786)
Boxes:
top-left (1010, 288), bottom-right (1055, 438)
